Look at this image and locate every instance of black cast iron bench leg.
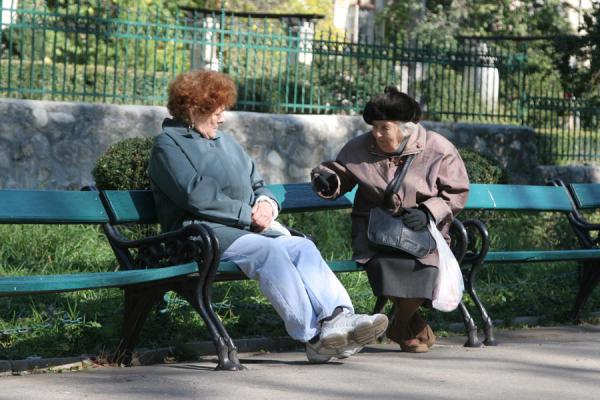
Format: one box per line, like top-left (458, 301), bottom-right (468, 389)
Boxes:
top-left (462, 220), bottom-right (497, 346)
top-left (459, 301), bottom-right (482, 347)
top-left (192, 225), bottom-right (245, 371)
top-left (114, 286), bottom-right (166, 365)
top-left (568, 262), bottom-right (600, 323)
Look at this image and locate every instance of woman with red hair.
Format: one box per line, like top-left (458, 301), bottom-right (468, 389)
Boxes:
top-left (148, 70), bottom-right (388, 363)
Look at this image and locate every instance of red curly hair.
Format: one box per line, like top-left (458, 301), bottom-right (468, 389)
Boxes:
top-left (167, 70), bottom-right (237, 124)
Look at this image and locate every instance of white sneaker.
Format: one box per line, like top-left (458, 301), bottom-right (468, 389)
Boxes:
top-left (335, 343), bottom-right (364, 359)
top-left (320, 310), bottom-right (389, 349)
top-left (350, 313), bottom-right (389, 345)
top-left (306, 340), bottom-right (363, 363)
top-left (305, 340), bottom-right (336, 363)
top-left (319, 309), bottom-right (356, 349)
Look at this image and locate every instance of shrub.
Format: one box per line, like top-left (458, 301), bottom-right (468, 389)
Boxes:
top-left (92, 137), bottom-right (153, 190)
top-left (459, 148), bottom-right (505, 184)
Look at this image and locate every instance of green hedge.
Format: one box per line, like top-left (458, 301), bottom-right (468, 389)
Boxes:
top-left (92, 137), bottom-right (153, 190)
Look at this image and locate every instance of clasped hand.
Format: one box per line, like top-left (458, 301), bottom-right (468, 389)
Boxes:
top-left (251, 201), bottom-right (274, 232)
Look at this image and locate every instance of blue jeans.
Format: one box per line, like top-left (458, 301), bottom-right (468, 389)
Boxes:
top-left (222, 235), bottom-right (353, 342)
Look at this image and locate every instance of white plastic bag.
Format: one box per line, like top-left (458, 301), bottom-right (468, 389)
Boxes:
top-left (428, 219), bottom-right (464, 312)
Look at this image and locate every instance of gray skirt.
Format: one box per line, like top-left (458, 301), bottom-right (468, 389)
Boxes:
top-left (364, 255), bottom-right (438, 299)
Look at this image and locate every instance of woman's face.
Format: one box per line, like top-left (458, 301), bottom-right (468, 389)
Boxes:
top-left (371, 120), bottom-right (409, 153)
top-left (191, 106), bottom-right (226, 139)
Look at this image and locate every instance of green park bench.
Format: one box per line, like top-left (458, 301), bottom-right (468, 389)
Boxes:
top-left (460, 182), bottom-right (600, 346)
top-left (0, 189), bottom-right (225, 368)
top-left (4, 182), bottom-right (598, 372)
top-left (99, 182), bottom-right (483, 373)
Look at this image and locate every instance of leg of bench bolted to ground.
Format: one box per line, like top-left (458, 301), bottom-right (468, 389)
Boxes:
top-left (462, 219), bottom-right (496, 346)
top-left (568, 262), bottom-right (600, 323)
top-left (176, 280), bottom-right (244, 371)
top-left (173, 224), bottom-right (244, 371)
top-left (465, 262), bottom-right (497, 346)
top-left (115, 286), bottom-right (165, 366)
top-left (198, 224), bottom-right (245, 371)
top-left (201, 270), bottom-right (245, 370)
top-left (458, 301), bottom-right (482, 347)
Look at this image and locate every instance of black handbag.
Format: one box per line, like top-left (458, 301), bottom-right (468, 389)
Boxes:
top-left (366, 154), bottom-right (436, 258)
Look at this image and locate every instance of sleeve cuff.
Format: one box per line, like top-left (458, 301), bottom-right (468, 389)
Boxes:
top-left (420, 197), bottom-right (452, 226)
top-left (256, 195), bottom-right (279, 219)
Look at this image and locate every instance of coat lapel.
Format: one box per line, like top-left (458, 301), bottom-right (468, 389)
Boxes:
top-left (163, 126), bottom-right (204, 174)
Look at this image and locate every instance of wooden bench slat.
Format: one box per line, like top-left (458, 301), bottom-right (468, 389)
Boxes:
top-left (465, 184), bottom-right (575, 211)
top-left (216, 260), bottom-right (363, 277)
top-left (0, 263), bottom-right (198, 295)
top-left (103, 190), bottom-right (158, 224)
top-left (103, 185), bottom-right (358, 224)
top-left (104, 184), bottom-right (577, 225)
top-left (0, 190), bottom-right (108, 224)
top-left (268, 184), bottom-right (356, 212)
top-left (569, 183), bottom-right (600, 209)
top-left (485, 249), bottom-right (600, 263)
top-left (326, 260), bottom-right (364, 272)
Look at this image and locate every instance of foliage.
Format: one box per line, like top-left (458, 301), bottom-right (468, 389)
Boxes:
top-left (381, 0), bottom-right (572, 45)
top-left (552, 2), bottom-right (600, 97)
top-left (458, 148), bottom-right (505, 184)
top-left (92, 137), bottom-right (153, 190)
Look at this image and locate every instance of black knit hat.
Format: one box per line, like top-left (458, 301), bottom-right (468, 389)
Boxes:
top-left (362, 86), bottom-right (422, 125)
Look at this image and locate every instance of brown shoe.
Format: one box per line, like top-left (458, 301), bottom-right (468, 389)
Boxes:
top-left (399, 338), bottom-right (429, 353)
top-left (387, 315), bottom-right (430, 353)
top-left (410, 312), bottom-right (436, 348)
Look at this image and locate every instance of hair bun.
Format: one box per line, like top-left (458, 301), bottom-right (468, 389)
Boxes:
top-left (383, 85), bottom-right (401, 95)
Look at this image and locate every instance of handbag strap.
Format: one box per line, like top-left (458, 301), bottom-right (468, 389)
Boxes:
top-left (383, 154), bottom-right (415, 208)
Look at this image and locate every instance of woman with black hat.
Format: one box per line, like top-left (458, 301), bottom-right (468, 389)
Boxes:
top-left (312, 87), bottom-right (469, 353)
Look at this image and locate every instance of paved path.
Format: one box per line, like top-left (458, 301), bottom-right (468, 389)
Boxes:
top-left (2, 325), bottom-right (600, 400)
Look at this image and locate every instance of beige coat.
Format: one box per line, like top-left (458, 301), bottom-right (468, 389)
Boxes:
top-left (312, 124), bottom-right (470, 266)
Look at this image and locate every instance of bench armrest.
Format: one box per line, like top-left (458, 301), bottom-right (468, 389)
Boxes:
top-left (461, 219), bottom-right (490, 267)
top-left (103, 222), bottom-right (218, 271)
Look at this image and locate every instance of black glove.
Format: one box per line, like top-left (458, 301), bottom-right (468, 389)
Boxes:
top-left (313, 171), bottom-right (338, 196)
top-left (400, 207), bottom-right (428, 231)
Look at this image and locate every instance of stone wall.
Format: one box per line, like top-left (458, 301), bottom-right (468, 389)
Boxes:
top-left (1, 98), bottom-right (540, 189)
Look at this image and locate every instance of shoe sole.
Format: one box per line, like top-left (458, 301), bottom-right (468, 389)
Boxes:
top-left (400, 343), bottom-right (429, 353)
top-left (353, 315), bottom-right (389, 345)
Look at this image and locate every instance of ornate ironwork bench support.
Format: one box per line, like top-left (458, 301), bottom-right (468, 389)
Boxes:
top-left (563, 203), bottom-right (600, 323)
top-left (102, 221), bottom-right (244, 371)
top-left (552, 179), bottom-right (600, 324)
top-left (461, 219), bottom-right (496, 346)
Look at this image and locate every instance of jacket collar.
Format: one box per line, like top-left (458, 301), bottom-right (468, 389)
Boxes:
top-left (403, 123), bottom-right (426, 155)
top-left (161, 119), bottom-right (223, 176)
top-left (162, 118), bottom-right (222, 140)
